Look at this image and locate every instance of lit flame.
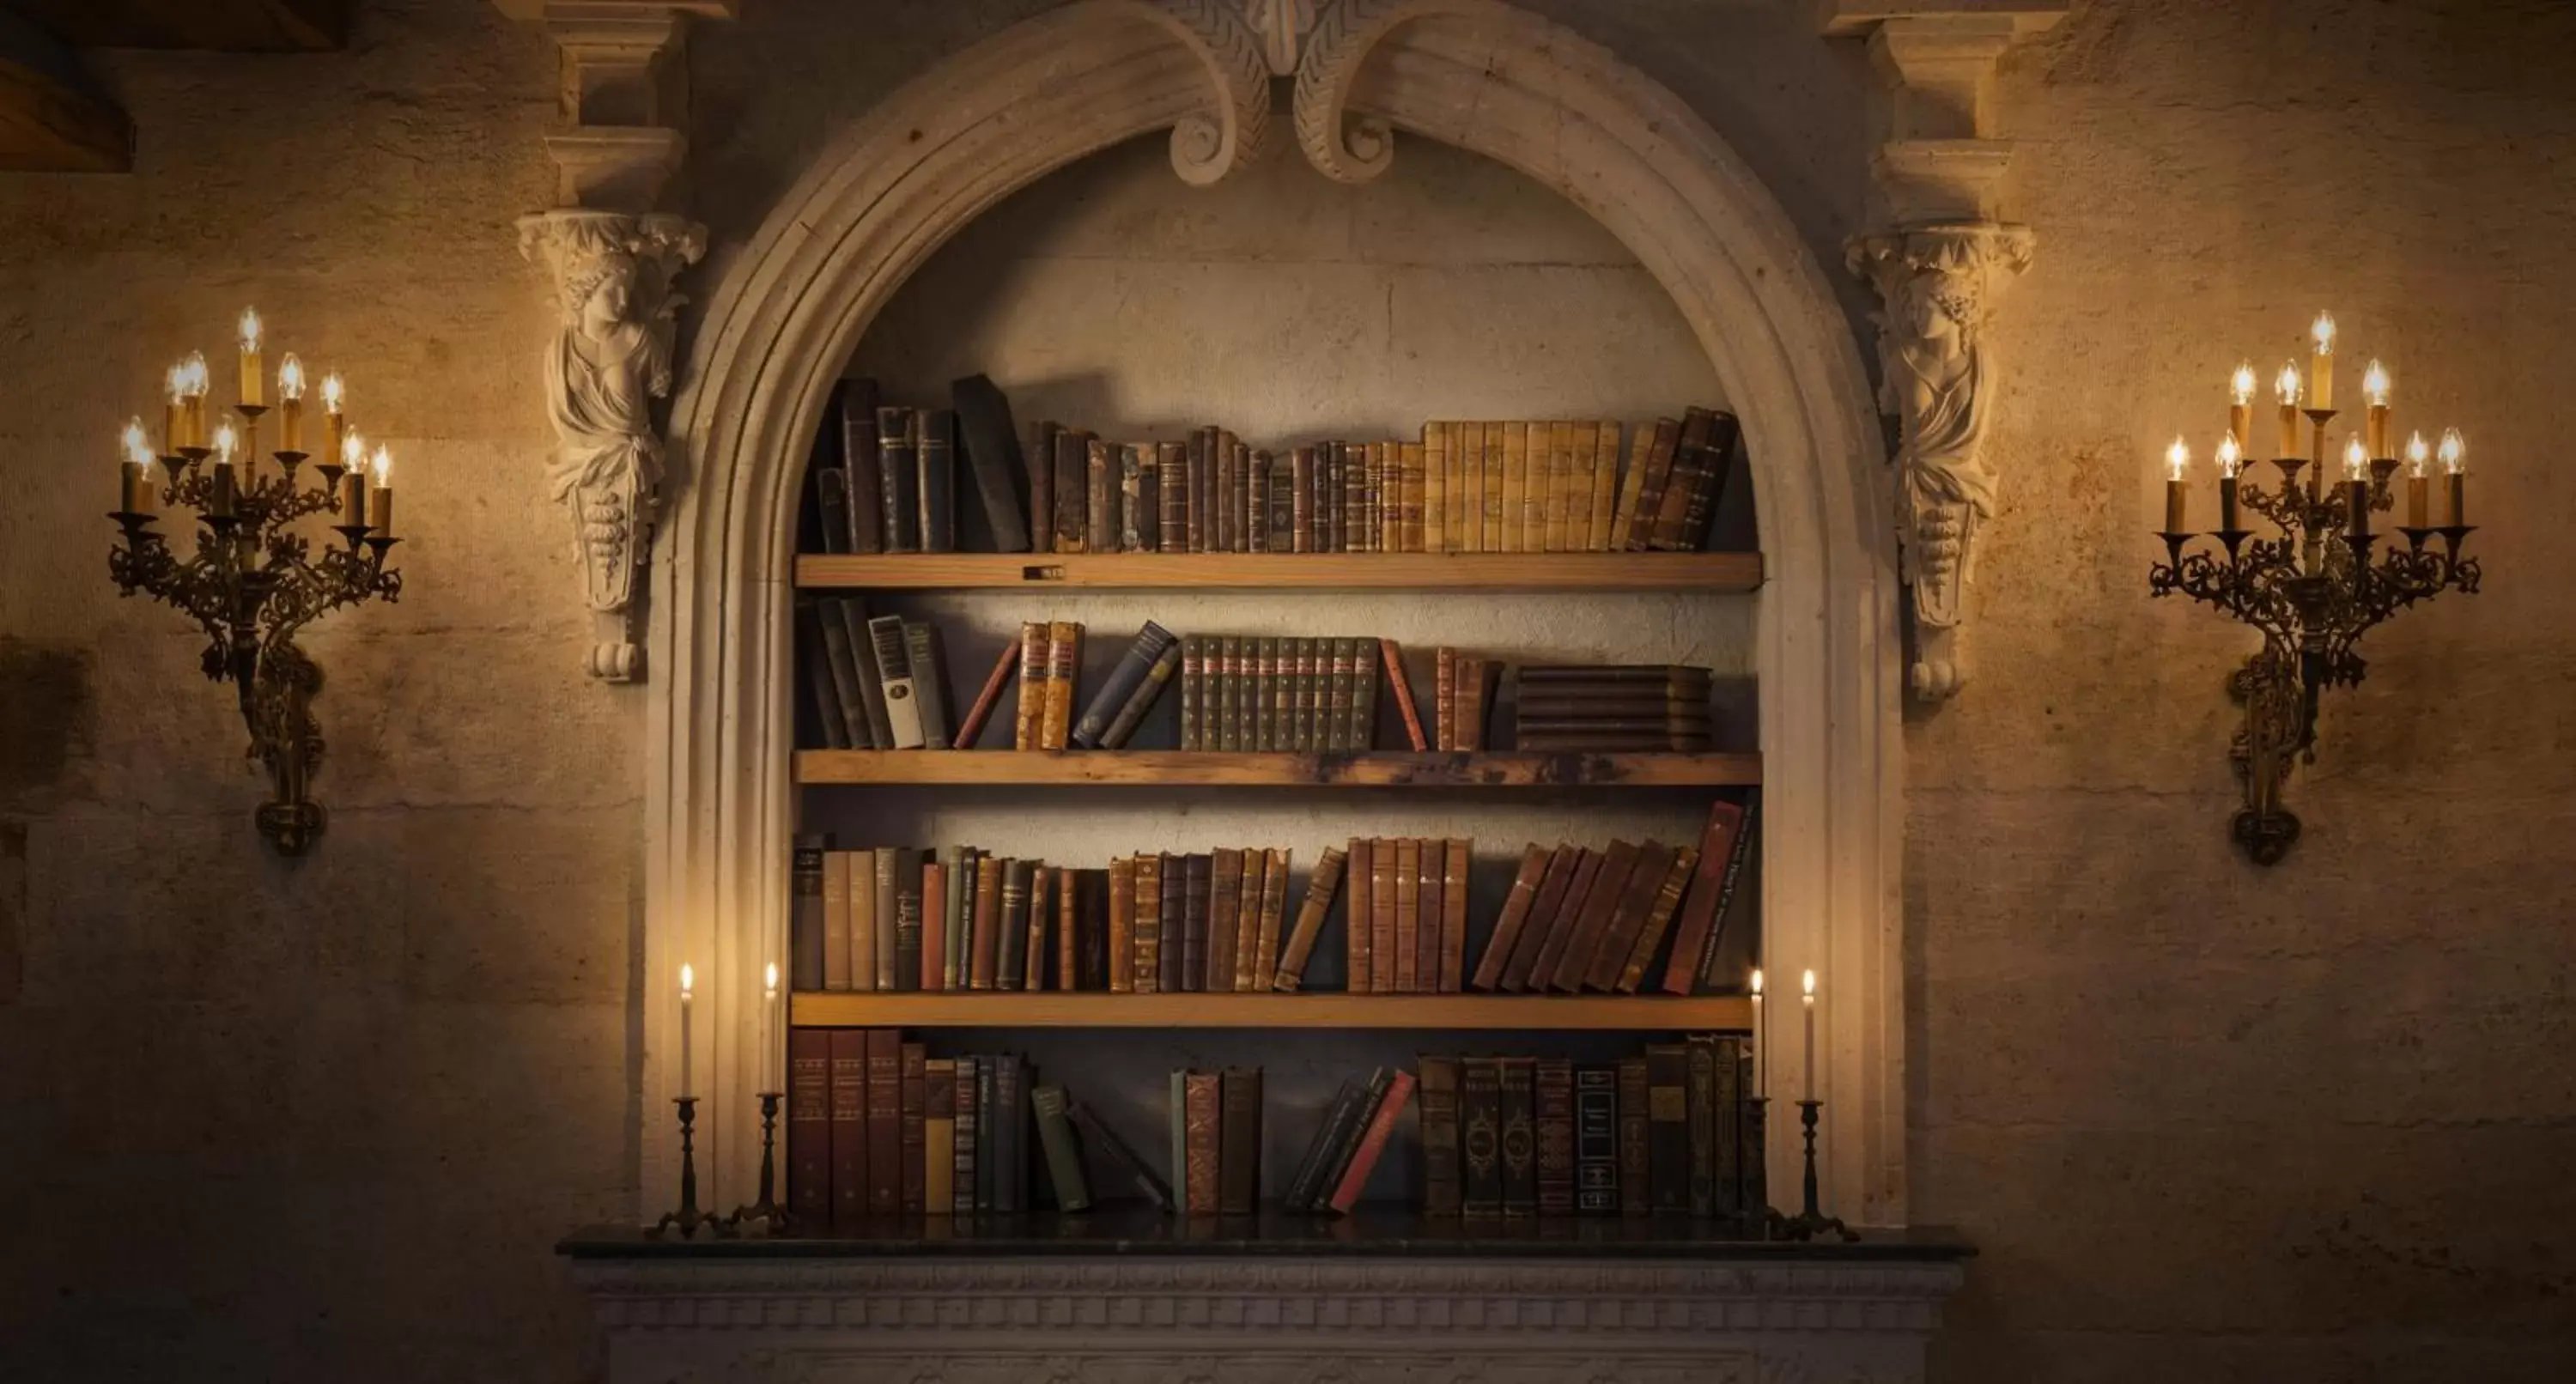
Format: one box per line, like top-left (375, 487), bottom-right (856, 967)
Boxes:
top-left (2361, 359), bottom-right (2391, 407)
top-left (2343, 435), bottom-right (2368, 482)
top-left (166, 361), bottom-right (188, 404)
top-left (2274, 361), bottom-right (2303, 405)
top-left (179, 352), bottom-right (209, 399)
top-left (2438, 428), bottom-right (2466, 474)
top-left (120, 417), bottom-right (152, 468)
top-left (320, 372), bottom-right (344, 415)
top-left (2311, 311), bottom-right (2336, 354)
top-left (679, 962), bottom-right (696, 999)
top-left (763, 962), bottom-right (780, 998)
top-left (370, 445), bottom-right (392, 487)
top-left (1801, 969), bottom-right (1817, 999)
top-left (237, 307), bottom-right (261, 354)
top-left (341, 431), bottom-right (365, 469)
top-left (2405, 431), bottom-right (2432, 477)
top-left (277, 353), bottom-right (305, 401)
top-left (2165, 436), bottom-right (2190, 482)
top-left (212, 421), bottom-right (238, 462)
top-left (2216, 434), bottom-right (2242, 478)
top-left (2231, 361), bottom-right (2257, 406)
top-left (1750, 968), bottom-right (1765, 997)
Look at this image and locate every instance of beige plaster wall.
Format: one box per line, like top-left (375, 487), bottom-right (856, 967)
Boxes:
top-left (1, 1), bottom-right (2570, 1381)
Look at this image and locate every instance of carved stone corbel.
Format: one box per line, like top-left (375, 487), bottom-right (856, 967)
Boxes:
top-left (1847, 223), bottom-right (2032, 700)
top-left (519, 211), bottom-right (706, 683)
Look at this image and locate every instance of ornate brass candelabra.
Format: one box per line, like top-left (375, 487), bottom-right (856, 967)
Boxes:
top-left (2148, 319), bottom-right (2478, 864)
top-left (106, 317), bottom-right (405, 855)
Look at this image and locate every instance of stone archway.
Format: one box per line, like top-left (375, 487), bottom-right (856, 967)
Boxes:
top-left (645, 0), bottom-right (1905, 1223)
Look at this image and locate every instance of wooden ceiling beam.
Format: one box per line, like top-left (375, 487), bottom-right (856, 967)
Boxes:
top-left (0, 0), bottom-right (347, 52)
top-left (0, 12), bottom-right (130, 171)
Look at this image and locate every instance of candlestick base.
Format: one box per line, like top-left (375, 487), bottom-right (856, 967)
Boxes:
top-left (362, 535), bottom-right (400, 560)
top-left (1764, 1099), bottom-right (1856, 1243)
top-left (649, 1095), bottom-right (729, 1240)
top-left (333, 523), bottom-right (374, 549)
top-left (2396, 525), bottom-right (2436, 554)
top-left (723, 1092), bottom-right (793, 1236)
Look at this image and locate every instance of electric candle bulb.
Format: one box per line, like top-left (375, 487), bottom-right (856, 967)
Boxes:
top-left (237, 309), bottom-right (264, 407)
top-left (321, 373), bottom-right (344, 415)
top-left (367, 445), bottom-right (394, 536)
top-left (2216, 434), bottom-right (2243, 478)
top-left (2342, 435), bottom-right (2372, 537)
top-left (179, 352), bottom-right (210, 450)
top-left (2404, 431), bottom-right (2432, 525)
top-left (2231, 362), bottom-right (2257, 406)
top-left (319, 373), bottom-right (347, 467)
top-left (681, 962), bottom-right (695, 999)
top-left (2439, 428), bottom-right (2468, 527)
top-left (2343, 435), bottom-right (2368, 482)
top-left (371, 445), bottom-right (391, 487)
top-left (212, 421), bottom-right (238, 463)
top-left (275, 354), bottom-right (307, 452)
top-left (764, 961), bottom-right (780, 999)
top-left (2163, 438), bottom-right (2190, 531)
top-left (2311, 311), bottom-right (2336, 355)
top-left (2166, 437), bottom-right (2190, 482)
top-left (238, 307), bottom-right (262, 355)
top-left (120, 417), bottom-right (151, 466)
top-left (2362, 360), bottom-right (2391, 407)
top-left (1749, 968), bottom-right (1767, 1100)
top-left (163, 364), bottom-right (188, 454)
top-left (2310, 312), bottom-right (2337, 410)
top-left (2216, 434), bottom-right (2243, 531)
top-left (2406, 431), bottom-right (2432, 478)
top-left (2275, 361), bottom-right (2303, 405)
top-left (2438, 428), bottom-right (2466, 473)
top-left (278, 354), bottom-right (305, 400)
top-left (2227, 361), bottom-right (2257, 451)
top-left (341, 432), bottom-right (364, 468)
top-left (118, 417), bottom-right (153, 513)
top-left (1802, 969), bottom-right (1816, 999)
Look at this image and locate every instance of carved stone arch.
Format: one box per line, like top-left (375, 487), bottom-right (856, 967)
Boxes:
top-left (646, 0), bottom-right (1905, 1224)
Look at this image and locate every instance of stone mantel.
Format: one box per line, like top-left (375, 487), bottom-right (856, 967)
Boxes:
top-left (561, 1226), bottom-right (1971, 1384)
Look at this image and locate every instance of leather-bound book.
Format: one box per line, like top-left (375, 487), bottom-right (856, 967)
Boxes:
top-left (1051, 428), bottom-right (1088, 554)
top-left (1370, 440), bottom-right (1394, 553)
top-left (1329, 440), bottom-right (1357, 553)
top-left (1438, 839), bottom-right (1470, 992)
top-left (992, 1053), bottom-right (1029, 1214)
top-left (1392, 837), bottom-right (1421, 992)
top-left (1211, 438), bottom-right (1235, 552)
top-left (1100, 640), bottom-right (1181, 750)
top-left (1218, 1067), bottom-right (1263, 1216)
top-left (1615, 845), bottom-right (1698, 992)
top-left (819, 845), bottom-right (853, 993)
top-left (1072, 621), bottom-right (1178, 749)
top-left (924, 1058), bottom-right (956, 1214)
top-left (1157, 853), bottom-right (1187, 994)
top-left (831, 598), bottom-right (897, 750)
top-left (1460, 1057), bottom-right (1504, 1218)
top-left (1322, 638), bottom-right (1354, 752)
top-left (1607, 419), bottom-right (1647, 550)
top-left (1107, 855), bottom-right (1136, 994)
top-left (1679, 408), bottom-right (1743, 552)
top-left (1540, 839), bottom-right (1638, 992)
top-left (1621, 416), bottom-right (1682, 552)
top-left (1379, 639), bottom-right (1428, 751)
top-left (1401, 439), bottom-right (1426, 552)
top-left (1283, 1077), bottom-right (1366, 1211)
top-left (813, 598), bottom-right (873, 750)
top-left (1618, 1054), bottom-right (1651, 1216)
top-left (1498, 1057), bottom-right (1538, 1217)
top-left (815, 464), bottom-right (851, 555)
top-left (969, 854), bottom-right (1003, 990)
top-left (1039, 620), bottom-right (1081, 750)
top-left (1503, 421), bottom-right (1532, 552)
top-left (865, 1029), bottom-right (902, 1215)
top-left (1648, 406), bottom-right (1714, 552)
top-left (1551, 420), bottom-right (1580, 553)
top-left (1424, 422), bottom-right (1449, 552)
top-left (877, 406), bottom-right (919, 552)
top-left (828, 1029), bottom-right (869, 1229)
top-left (1417, 1055), bottom-right (1463, 1216)
top-left (855, 848), bottom-right (891, 993)
top-left (994, 859), bottom-right (1030, 991)
top-left (1251, 847), bottom-right (1290, 992)
top-left (1321, 442), bottom-right (1344, 552)
top-left (900, 1041), bottom-right (927, 1213)
top-left (1230, 848), bottom-right (1267, 992)
top-left (1070, 1100), bottom-right (1175, 1211)
top-left (799, 600), bottom-right (854, 750)
top-left (1310, 1067), bottom-right (1390, 1211)
top-left (1272, 842), bottom-right (1346, 992)
top-left (1645, 1043), bottom-right (1689, 1211)
top-left (1577, 840), bottom-right (1676, 992)
top-left (1504, 847), bottom-right (1593, 992)
top-left (1181, 854), bottom-right (1212, 993)
top-left (1168, 1069), bottom-right (1190, 1212)
top-left (1684, 1035), bottom-right (1717, 1216)
top-left (1205, 848), bottom-right (1242, 993)
top-left (1268, 448), bottom-right (1296, 550)
top-left (1117, 442), bottom-right (1146, 553)
top-left (1012, 622), bottom-right (1048, 751)
top-left (1288, 446), bottom-right (1315, 553)
top-left (1253, 635), bottom-right (1278, 752)
top-left (1076, 866), bottom-right (1106, 991)
top-left (1228, 436), bottom-right (1250, 553)
top-left (1450, 422), bottom-right (1478, 552)
top-left (1084, 436), bottom-right (1116, 554)
top-left (1031, 1084), bottom-right (1092, 1212)
top-left (1157, 440), bottom-right (1187, 553)
top-left (971, 1054), bottom-right (997, 1211)
top-left (1587, 419), bottom-right (1621, 549)
top-left (1535, 1057), bottom-right (1576, 1216)
top-left (1574, 1063), bottom-right (1619, 1214)
top-left (1136, 442), bottom-right (1162, 553)
top-left (788, 1027), bottom-right (833, 1224)
top-left (1564, 421), bottom-right (1595, 551)
top-left (837, 379), bottom-right (884, 554)
top-left (1713, 1035), bottom-right (1744, 1218)
top-left (948, 375), bottom-right (1030, 553)
top-left (791, 835), bottom-right (829, 992)
top-left (1178, 634), bottom-right (1203, 751)
top-left (865, 614), bottom-right (925, 750)
top-left (1028, 865), bottom-right (1056, 991)
top-left (1248, 448), bottom-right (1273, 553)
top-left (1212, 635), bottom-right (1239, 752)
top-left (1026, 420), bottom-right (1058, 555)
top-left (902, 621), bottom-right (951, 750)
top-left (914, 860), bottom-right (940, 994)
top-left (1434, 646), bottom-right (1456, 751)
top-left (1738, 1043), bottom-right (1765, 1220)
top-left (952, 638), bottom-right (1018, 751)
top-left (952, 1055), bottom-right (979, 1214)
top-left (1667, 795), bottom-right (1758, 994)
top-left (916, 407), bottom-right (957, 553)
top-left (1133, 853), bottom-right (1163, 993)
top-left (1343, 837), bottom-right (1371, 991)
top-left (1185, 427), bottom-right (1211, 554)
top-left (885, 849), bottom-right (917, 992)
top-left (946, 847), bottom-right (974, 991)
top-left (1367, 837), bottom-right (1398, 994)
top-left (1182, 1070), bottom-right (1223, 1216)
top-left (1412, 838), bottom-right (1442, 992)
top-left (1323, 1067), bottom-right (1415, 1215)
top-left (1453, 656), bottom-right (1488, 751)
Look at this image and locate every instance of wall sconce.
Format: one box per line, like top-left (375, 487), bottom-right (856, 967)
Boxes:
top-left (105, 310), bottom-right (408, 855)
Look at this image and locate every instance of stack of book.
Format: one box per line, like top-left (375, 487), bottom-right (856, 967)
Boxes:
top-left (1511, 665), bottom-right (1713, 751)
top-left (1416, 1034), bottom-right (1765, 1221)
top-left (798, 598), bottom-right (957, 751)
top-left (1283, 1065), bottom-right (1418, 1213)
top-left (1468, 799), bottom-right (1756, 996)
top-left (1179, 634), bottom-right (1388, 752)
top-left (1170, 1067), bottom-right (1265, 1216)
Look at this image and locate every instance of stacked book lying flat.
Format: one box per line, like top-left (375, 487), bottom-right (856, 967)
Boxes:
top-left (1512, 665), bottom-right (1715, 751)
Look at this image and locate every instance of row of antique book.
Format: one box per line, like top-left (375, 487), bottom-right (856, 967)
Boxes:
top-left (788, 797), bottom-right (1756, 997)
top-left (784, 1032), bottom-right (1768, 1226)
top-left (801, 374), bottom-right (1747, 557)
top-left (799, 598), bottom-right (1719, 756)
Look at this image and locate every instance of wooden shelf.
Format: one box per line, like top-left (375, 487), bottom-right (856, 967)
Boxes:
top-left (794, 551), bottom-right (1763, 592)
top-left (789, 991), bottom-right (1751, 1030)
top-left (795, 750), bottom-right (1759, 787)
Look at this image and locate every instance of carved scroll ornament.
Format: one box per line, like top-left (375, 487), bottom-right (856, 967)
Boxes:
top-left (1847, 222), bottom-right (2032, 701)
top-left (518, 209), bottom-right (707, 682)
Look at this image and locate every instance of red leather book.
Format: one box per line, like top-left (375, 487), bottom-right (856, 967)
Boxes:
top-left (1471, 843), bottom-right (1553, 992)
top-left (1660, 798), bottom-right (1751, 995)
top-left (828, 1029), bottom-right (868, 1229)
top-left (1343, 838), bottom-right (1371, 992)
top-left (1183, 1071), bottom-right (1222, 1216)
top-left (1412, 838), bottom-right (1442, 992)
top-left (866, 1029), bottom-right (901, 1215)
top-left (1379, 639), bottom-right (1430, 750)
top-left (1392, 837), bottom-right (1421, 992)
top-left (787, 1027), bottom-right (833, 1225)
top-left (1439, 839), bottom-right (1470, 992)
top-left (1538, 839), bottom-right (1637, 992)
top-left (1324, 1067), bottom-right (1418, 1214)
top-left (1578, 840), bottom-right (1676, 992)
top-left (951, 638), bottom-right (1018, 751)
top-left (1504, 846), bottom-right (1594, 992)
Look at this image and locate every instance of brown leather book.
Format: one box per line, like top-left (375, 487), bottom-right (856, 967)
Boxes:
top-left (827, 1028), bottom-right (868, 1229)
top-left (1534, 1056), bottom-right (1575, 1215)
top-left (1025, 419), bottom-right (1056, 555)
top-left (1209, 437), bottom-right (1233, 552)
top-left (1117, 441), bottom-right (1147, 552)
top-left (1012, 622), bottom-right (1047, 751)
top-left (1039, 620), bottom-right (1080, 750)
top-left (1331, 441), bottom-right (1358, 553)
top-left (1227, 434), bottom-right (1250, 554)
top-left (1251, 847), bottom-right (1290, 993)
top-left (1424, 424), bottom-right (1449, 552)
top-left (1615, 845), bottom-right (1699, 992)
top-left (1344, 837), bottom-right (1372, 990)
top-left (1549, 839), bottom-right (1645, 992)
top-left (1661, 798), bottom-right (1748, 995)
top-left (1107, 855), bottom-right (1136, 994)
top-left (1645, 1043), bottom-right (1689, 1211)
top-left (1579, 840), bottom-right (1677, 992)
top-left (1499, 421), bottom-right (1528, 553)
top-left (1218, 1067), bottom-right (1263, 1217)
top-left (1157, 440), bottom-right (1187, 553)
top-left (1461, 1057), bottom-right (1503, 1217)
top-left (1051, 428), bottom-right (1088, 553)
top-left (1567, 420), bottom-right (1598, 549)
top-left (1434, 646), bottom-right (1456, 751)
top-left (1056, 865), bottom-right (1079, 992)
top-left (1402, 440), bottom-right (1426, 552)
top-left (1289, 446), bottom-right (1315, 553)
top-left (1417, 1054), bottom-right (1463, 1216)
top-left (1543, 420), bottom-right (1572, 553)
top-left (1184, 428), bottom-right (1209, 553)
top-left (1379, 638), bottom-right (1429, 751)
top-left (1180, 853), bottom-right (1212, 992)
top-left (1649, 406), bottom-right (1715, 551)
top-left (1368, 837), bottom-right (1398, 994)
top-left (1587, 419), bottom-right (1621, 549)
top-left (900, 1041), bottom-right (927, 1213)
top-left (952, 638), bottom-right (1018, 751)
top-left (1182, 1070), bottom-right (1222, 1215)
top-left (968, 853), bottom-right (1003, 990)
top-left (1518, 845), bottom-right (1608, 992)
top-left (1622, 416), bottom-right (1682, 553)
top-left (865, 1028), bottom-right (901, 1215)
top-left (1413, 838), bottom-right (1442, 992)
top-left (1455, 656), bottom-right (1489, 751)
top-left (1023, 863), bottom-right (1052, 991)
top-left (1206, 847), bottom-right (1242, 993)
top-left (1498, 1055), bottom-right (1537, 1217)
top-left (1392, 837), bottom-right (1422, 992)
top-left (1230, 847), bottom-right (1267, 992)
top-left (788, 1027), bottom-right (833, 1224)
top-left (1373, 440), bottom-right (1397, 553)
top-left (1157, 853), bottom-right (1187, 993)
top-left (995, 858), bottom-right (1030, 990)
top-left (1617, 1053), bottom-right (1651, 1216)
top-left (1083, 435), bottom-right (1116, 553)
top-left (1272, 843), bottom-right (1346, 992)
top-left (1134, 853), bottom-right (1163, 993)
top-left (918, 860), bottom-right (944, 992)
top-left (1518, 733), bottom-right (1714, 752)
top-left (1249, 448), bottom-right (1273, 554)
top-left (1472, 842), bottom-right (1556, 992)
top-left (1439, 838), bottom-right (1470, 992)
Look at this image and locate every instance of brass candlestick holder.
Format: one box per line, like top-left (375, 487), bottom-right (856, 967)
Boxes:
top-left (1765, 1099), bottom-right (1856, 1242)
top-left (723, 1092), bottom-right (792, 1235)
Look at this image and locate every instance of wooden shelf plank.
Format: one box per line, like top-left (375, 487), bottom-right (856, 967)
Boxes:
top-left (794, 750), bottom-right (1760, 787)
top-left (789, 992), bottom-right (1751, 1030)
top-left (794, 551), bottom-right (1763, 592)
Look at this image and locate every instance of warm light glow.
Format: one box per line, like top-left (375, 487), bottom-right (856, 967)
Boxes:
top-left (278, 353), bottom-right (306, 401)
top-left (1801, 968), bottom-right (1817, 999)
top-left (2275, 360), bottom-right (2303, 405)
top-left (166, 362), bottom-right (188, 404)
top-left (2216, 434), bottom-right (2243, 477)
top-left (2439, 428), bottom-right (2466, 474)
top-left (2311, 311), bottom-right (2336, 354)
top-left (763, 962), bottom-right (780, 999)
top-left (320, 372), bottom-right (344, 415)
top-left (179, 352), bottom-right (209, 399)
top-left (2406, 431), bottom-right (2432, 477)
top-left (2165, 436), bottom-right (2190, 482)
top-left (237, 307), bottom-right (262, 354)
top-left (2362, 359), bottom-right (2391, 407)
top-left (370, 445), bottom-right (392, 487)
top-left (1750, 968), bottom-right (1765, 997)
top-left (120, 417), bottom-right (152, 468)
top-left (2231, 361), bottom-right (2257, 406)
top-left (679, 962), bottom-right (696, 999)
top-left (2343, 435), bottom-right (2368, 481)
top-left (341, 431), bottom-right (365, 468)
top-left (212, 421), bottom-right (238, 462)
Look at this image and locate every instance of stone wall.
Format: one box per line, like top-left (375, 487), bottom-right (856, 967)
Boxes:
top-left (1, 1), bottom-right (2570, 1381)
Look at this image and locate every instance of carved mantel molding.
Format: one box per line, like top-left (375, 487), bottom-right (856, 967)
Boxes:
top-left (1822, 1), bottom-right (2063, 700)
